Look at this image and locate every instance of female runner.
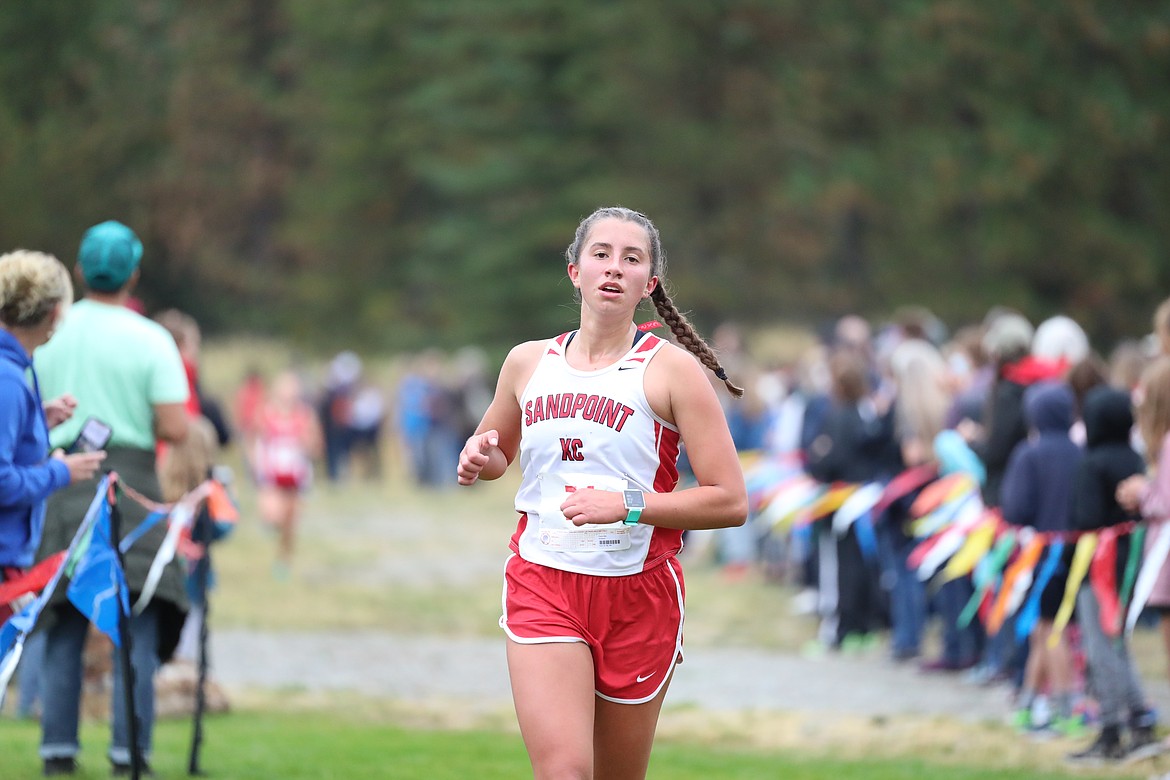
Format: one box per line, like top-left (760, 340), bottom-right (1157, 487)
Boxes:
top-left (458, 206), bottom-right (747, 779)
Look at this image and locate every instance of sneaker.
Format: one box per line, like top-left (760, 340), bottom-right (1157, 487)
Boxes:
top-left (962, 664), bottom-right (994, 685)
top-left (42, 757), bottom-right (77, 776)
top-left (111, 760), bottom-right (154, 777)
top-left (1052, 714), bottom-right (1090, 740)
top-left (891, 647), bottom-right (919, 663)
top-left (919, 656), bottom-right (977, 674)
top-left (1010, 707), bottom-right (1037, 732)
top-left (839, 634), bottom-right (865, 655)
top-left (1066, 727), bottom-right (1124, 765)
top-left (1123, 727), bottom-right (1166, 764)
top-left (1010, 704), bottom-right (1058, 734)
top-left (1130, 707), bottom-right (1158, 731)
top-left (840, 633), bottom-right (879, 656)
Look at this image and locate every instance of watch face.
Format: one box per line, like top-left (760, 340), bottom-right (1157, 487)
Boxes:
top-left (623, 490), bottom-right (645, 510)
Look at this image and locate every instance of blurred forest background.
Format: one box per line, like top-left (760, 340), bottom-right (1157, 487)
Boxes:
top-left (1, 1), bottom-right (1167, 360)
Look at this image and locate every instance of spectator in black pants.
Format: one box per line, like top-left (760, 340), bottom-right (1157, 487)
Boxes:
top-left (806, 349), bottom-right (901, 650)
top-left (1067, 386), bottom-right (1159, 763)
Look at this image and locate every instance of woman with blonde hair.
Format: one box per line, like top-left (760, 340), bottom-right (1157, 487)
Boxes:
top-left (158, 416), bottom-right (218, 504)
top-left (889, 339), bottom-right (951, 464)
top-left (1, 250), bottom-right (106, 592)
top-left (1, 250), bottom-right (106, 726)
top-left (158, 415), bottom-right (231, 668)
top-left (890, 338), bottom-right (982, 670)
top-left (881, 339), bottom-right (951, 662)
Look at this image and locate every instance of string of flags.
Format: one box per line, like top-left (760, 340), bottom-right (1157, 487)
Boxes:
top-left (0, 474), bottom-right (237, 707)
top-left (741, 451), bottom-right (1169, 646)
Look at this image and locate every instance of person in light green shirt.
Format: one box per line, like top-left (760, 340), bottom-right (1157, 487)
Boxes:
top-left (33, 220), bottom-right (190, 778)
top-left (37, 298), bottom-right (190, 451)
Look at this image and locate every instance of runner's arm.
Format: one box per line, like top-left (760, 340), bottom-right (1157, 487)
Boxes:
top-left (641, 345), bottom-right (747, 530)
top-left (457, 341), bottom-right (539, 484)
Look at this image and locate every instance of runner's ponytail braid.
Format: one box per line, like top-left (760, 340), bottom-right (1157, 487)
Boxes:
top-left (651, 286), bottom-right (744, 398)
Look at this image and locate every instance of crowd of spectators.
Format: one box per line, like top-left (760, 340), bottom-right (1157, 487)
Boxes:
top-left (698, 302), bottom-right (1170, 766)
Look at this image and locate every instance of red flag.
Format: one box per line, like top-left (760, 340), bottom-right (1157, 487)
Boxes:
top-left (977, 588), bottom-right (995, 625)
top-left (907, 533), bottom-right (945, 571)
top-left (874, 464), bottom-right (938, 517)
top-left (1090, 527), bottom-right (1121, 636)
top-left (0, 551), bottom-right (67, 606)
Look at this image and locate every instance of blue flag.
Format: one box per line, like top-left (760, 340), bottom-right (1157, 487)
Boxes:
top-left (66, 499), bottom-right (130, 647)
top-left (1015, 540), bottom-right (1066, 644)
top-left (0, 572), bottom-right (57, 701)
top-left (0, 600), bottom-right (37, 661)
top-left (0, 478), bottom-right (111, 705)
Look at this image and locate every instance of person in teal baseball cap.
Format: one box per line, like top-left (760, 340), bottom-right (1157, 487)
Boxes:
top-left (35, 218), bottom-right (191, 777)
top-left (78, 220), bottom-right (142, 293)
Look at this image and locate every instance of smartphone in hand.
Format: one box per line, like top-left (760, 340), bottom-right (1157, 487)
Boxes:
top-left (68, 417), bottom-right (113, 454)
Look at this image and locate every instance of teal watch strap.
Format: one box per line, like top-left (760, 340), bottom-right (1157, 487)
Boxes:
top-left (622, 489), bottom-right (645, 526)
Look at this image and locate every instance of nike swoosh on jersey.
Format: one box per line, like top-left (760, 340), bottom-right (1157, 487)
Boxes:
top-left (636, 671), bottom-right (657, 683)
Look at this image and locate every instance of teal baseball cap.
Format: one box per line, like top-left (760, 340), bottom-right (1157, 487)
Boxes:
top-left (78, 220), bottom-right (142, 292)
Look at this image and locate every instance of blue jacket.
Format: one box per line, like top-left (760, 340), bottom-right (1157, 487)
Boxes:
top-left (1000, 381), bottom-right (1083, 534)
top-left (0, 329), bottom-right (70, 567)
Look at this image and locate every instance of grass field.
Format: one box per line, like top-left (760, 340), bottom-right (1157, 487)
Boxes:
top-left (0, 711), bottom-right (1133, 780)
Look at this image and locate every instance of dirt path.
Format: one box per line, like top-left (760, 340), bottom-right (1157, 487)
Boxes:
top-left (208, 628), bottom-right (1170, 775)
top-left (211, 628), bottom-right (1170, 723)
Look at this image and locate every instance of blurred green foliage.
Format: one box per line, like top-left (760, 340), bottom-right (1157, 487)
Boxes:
top-left (1, 1), bottom-right (1167, 355)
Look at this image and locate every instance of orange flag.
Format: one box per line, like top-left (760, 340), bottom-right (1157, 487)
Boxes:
top-left (207, 480), bottom-right (239, 524)
top-left (987, 534), bottom-right (1046, 636)
top-left (910, 473), bottom-right (972, 518)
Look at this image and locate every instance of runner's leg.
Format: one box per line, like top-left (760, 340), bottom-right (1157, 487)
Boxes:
top-left (278, 491), bottom-right (298, 565)
top-left (593, 672), bottom-right (673, 780)
top-left (507, 640), bottom-right (596, 779)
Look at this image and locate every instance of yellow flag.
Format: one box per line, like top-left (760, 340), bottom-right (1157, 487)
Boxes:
top-left (1049, 533), bottom-right (1098, 648)
top-left (938, 517), bottom-right (996, 585)
top-left (798, 483), bottom-right (858, 524)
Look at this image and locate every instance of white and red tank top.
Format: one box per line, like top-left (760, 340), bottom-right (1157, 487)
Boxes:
top-left (510, 330), bottom-right (682, 576)
top-left (254, 405), bottom-right (314, 489)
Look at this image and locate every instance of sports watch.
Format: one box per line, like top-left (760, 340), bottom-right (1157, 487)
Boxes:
top-left (622, 490), bottom-right (645, 526)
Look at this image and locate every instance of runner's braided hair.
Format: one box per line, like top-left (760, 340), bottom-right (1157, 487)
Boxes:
top-left (567, 207), bottom-right (744, 398)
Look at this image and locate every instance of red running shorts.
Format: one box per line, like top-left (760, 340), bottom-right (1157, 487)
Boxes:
top-left (500, 553), bottom-right (685, 704)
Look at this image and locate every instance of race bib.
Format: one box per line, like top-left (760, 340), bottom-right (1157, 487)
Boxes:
top-left (260, 437), bottom-right (309, 487)
top-left (269, 440), bottom-right (304, 473)
top-left (536, 472), bottom-right (631, 552)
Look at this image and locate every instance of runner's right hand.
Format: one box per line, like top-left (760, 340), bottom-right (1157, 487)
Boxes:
top-left (457, 430), bottom-right (499, 486)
